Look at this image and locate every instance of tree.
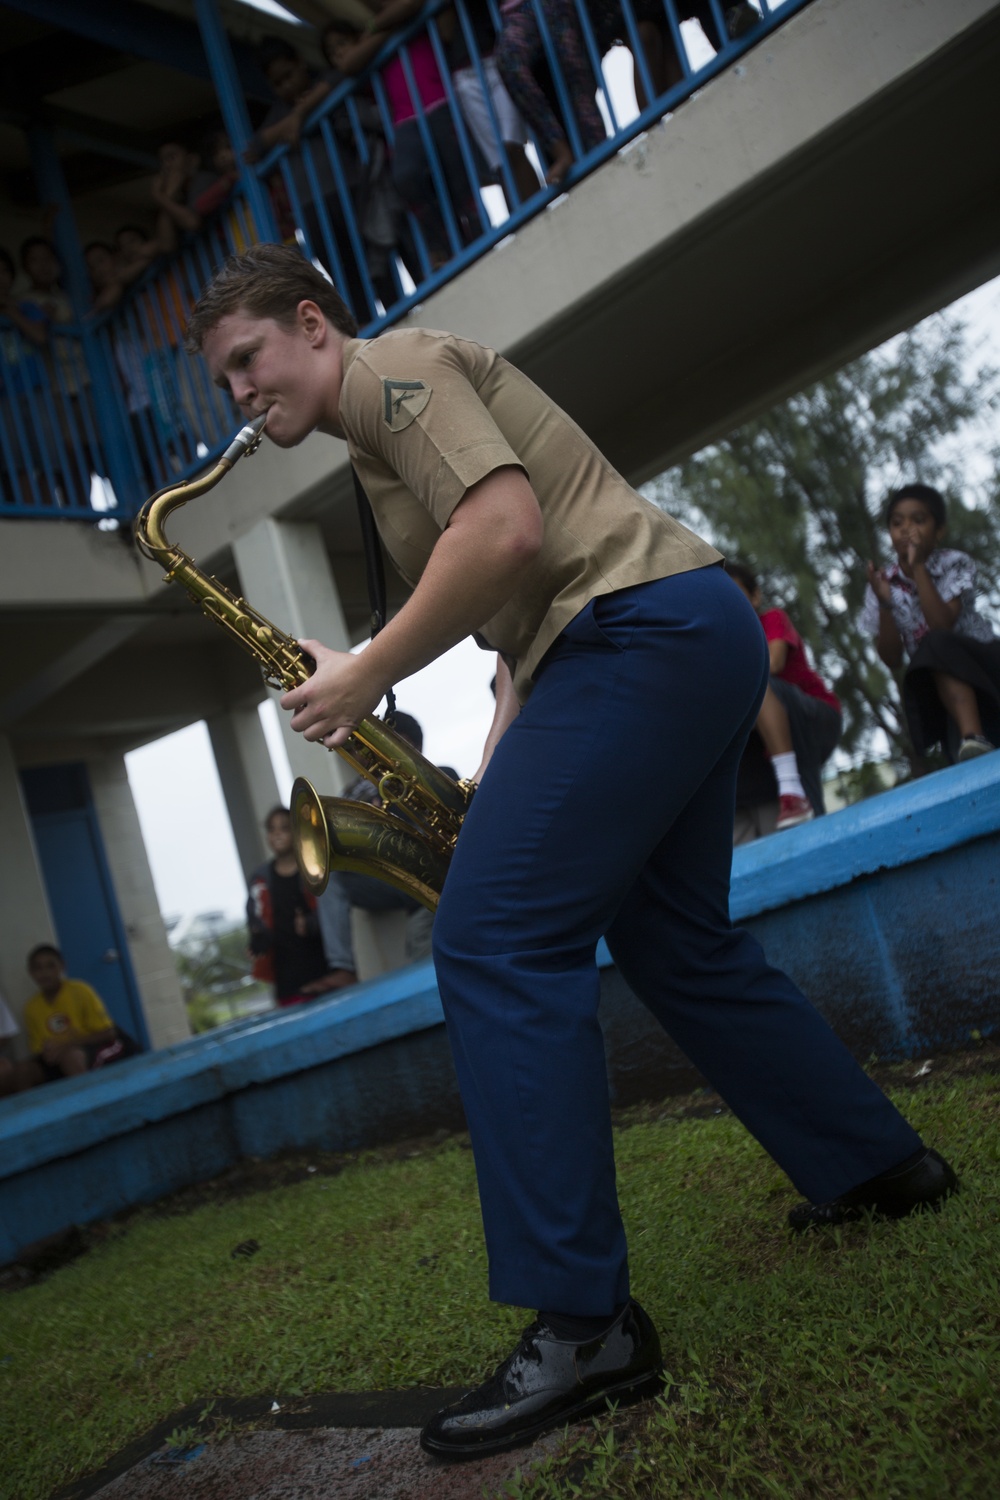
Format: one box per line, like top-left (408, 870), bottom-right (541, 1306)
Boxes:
top-left (173, 915), bottom-right (265, 1032)
top-left (646, 314), bottom-right (1000, 775)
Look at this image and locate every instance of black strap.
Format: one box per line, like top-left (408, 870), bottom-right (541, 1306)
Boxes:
top-left (351, 465), bottom-right (397, 724)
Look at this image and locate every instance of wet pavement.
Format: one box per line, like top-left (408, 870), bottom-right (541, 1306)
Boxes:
top-left (84, 1426), bottom-right (565, 1500)
top-left (61, 1391), bottom-right (569, 1500)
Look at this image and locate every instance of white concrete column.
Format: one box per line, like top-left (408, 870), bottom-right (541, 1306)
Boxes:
top-left (86, 753), bottom-right (190, 1049)
top-left (232, 518), bottom-right (353, 798)
top-left (207, 705), bottom-right (281, 878)
top-left (0, 734), bottom-right (57, 1054)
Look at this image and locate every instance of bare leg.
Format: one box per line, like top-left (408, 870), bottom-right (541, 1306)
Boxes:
top-left (633, 22), bottom-right (685, 109)
top-left (754, 683), bottom-right (794, 757)
top-left (57, 1046), bottom-right (89, 1078)
top-left (544, 137), bottom-right (575, 186)
top-left (504, 142), bottom-right (542, 204)
top-left (932, 671), bottom-right (983, 739)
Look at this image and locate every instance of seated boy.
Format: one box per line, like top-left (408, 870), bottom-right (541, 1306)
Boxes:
top-left (20, 945), bottom-right (125, 1087)
top-left (725, 562), bottom-right (842, 837)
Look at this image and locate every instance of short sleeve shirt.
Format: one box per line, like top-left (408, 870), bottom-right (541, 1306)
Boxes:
top-left (759, 608), bottom-right (840, 712)
top-left (860, 549), bottom-right (995, 658)
top-left (24, 979), bottom-right (113, 1055)
top-left (339, 329), bottom-right (721, 701)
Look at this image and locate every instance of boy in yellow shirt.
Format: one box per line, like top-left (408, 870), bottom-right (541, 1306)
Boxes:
top-left (21, 945), bottom-right (122, 1086)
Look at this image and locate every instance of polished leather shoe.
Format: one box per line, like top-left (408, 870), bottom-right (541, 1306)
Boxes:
top-left (420, 1299), bottom-right (663, 1459)
top-left (788, 1147), bottom-right (958, 1233)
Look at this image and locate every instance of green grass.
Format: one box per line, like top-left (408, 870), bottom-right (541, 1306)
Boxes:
top-left (2, 1059), bottom-right (998, 1500)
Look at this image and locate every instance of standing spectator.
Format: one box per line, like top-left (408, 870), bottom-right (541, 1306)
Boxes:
top-left (445, 0), bottom-right (540, 206)
top-left (725, 562), bottom-right (841, 837)
top-left (328, 0), bottom-right (485, 269)
top-left (619, 1), bottom-right (762, 109)
top-left (19, 945), bottom-right (132, 1087)
top-left (864, 484), bottom-right (1000, 763)
top-left (248, 806), bottom-right (357, 1007)
top-left (18, 235), bottom-right (97, 505)
top-left (85, 241), bottom-right (164, 490)
top-left (247, 36), bottom-right (374, 317)
top-left (0, 244), bottom-right (50, 506)
top-left (496, 0), bottom-right (607, 186)
top-left (83, 240), bottom-right (124, 312)
top-left (317, 25), bottom-right (421, 306)
top-left (148, 140), bottom-right (204, 253)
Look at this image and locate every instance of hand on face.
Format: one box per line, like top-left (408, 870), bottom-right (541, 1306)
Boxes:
top-left (888, 499), bottom-right (940, 575)
top-left (280, 640), bottom-right (383, 748)
top-left (903, 534), bottom-right (934, 569)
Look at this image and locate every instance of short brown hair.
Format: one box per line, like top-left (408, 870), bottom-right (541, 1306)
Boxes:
top-left (184, 243), bottom-right (358, 352)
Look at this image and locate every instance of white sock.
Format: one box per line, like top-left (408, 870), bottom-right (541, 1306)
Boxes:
top-left (771, 751), bottom-right (805, 799)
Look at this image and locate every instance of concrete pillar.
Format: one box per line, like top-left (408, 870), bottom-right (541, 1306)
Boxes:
top-left (86, 753), bottom-right (190, 1049)
top-left (232, 518), bottom-right (353, 798)
top-left (0, 735), bottom-right (56, 1055)
top-left (207, 705), bottom-right (281, 878)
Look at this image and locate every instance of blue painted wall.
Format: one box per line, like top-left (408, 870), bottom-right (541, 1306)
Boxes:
top-left (1, 756), bottom-right (998, 1265)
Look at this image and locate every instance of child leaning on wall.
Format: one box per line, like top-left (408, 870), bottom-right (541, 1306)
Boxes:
top-left (863, 483), bottom-right (1000, 764)
top-left (725, 561), bottom-right (842, 838)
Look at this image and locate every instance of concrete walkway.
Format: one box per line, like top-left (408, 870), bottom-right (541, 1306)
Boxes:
top-left (61, 1391), bottom-right (570, 1500)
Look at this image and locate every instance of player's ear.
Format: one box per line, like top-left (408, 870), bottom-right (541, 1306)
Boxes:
top-left (297, 299), bottom-right (326, 343)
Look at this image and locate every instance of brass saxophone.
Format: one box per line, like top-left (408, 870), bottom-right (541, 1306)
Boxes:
top-left (134, 414), bottom-right (472, 910)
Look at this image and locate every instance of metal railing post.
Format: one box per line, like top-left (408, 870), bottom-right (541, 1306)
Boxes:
top-left (193, 0), bottom-right (281, 244)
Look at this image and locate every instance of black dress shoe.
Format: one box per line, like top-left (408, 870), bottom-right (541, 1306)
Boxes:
top-left (419, 1299), bottom-right (663, 1459)
top-left (788, 1147), bottom-right (958, 1233)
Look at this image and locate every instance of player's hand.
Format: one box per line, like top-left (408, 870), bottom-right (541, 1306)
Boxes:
top-left (281, 640), bottom-right (383, 748)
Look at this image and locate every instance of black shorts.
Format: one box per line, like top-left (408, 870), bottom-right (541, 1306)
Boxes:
top-left (736, 679), bottom-right (841, 815)
top-left (33, 1032), bottom-right (134, 1082)
top-left (904, 629), bottom-right (1000, 759)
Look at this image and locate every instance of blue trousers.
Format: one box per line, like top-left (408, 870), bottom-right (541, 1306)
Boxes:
top-left (433, 567), bottom-right (921, 1315)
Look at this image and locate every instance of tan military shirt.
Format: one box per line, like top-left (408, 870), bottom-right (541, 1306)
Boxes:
top-left (339, 328), bottom-right (720, 702)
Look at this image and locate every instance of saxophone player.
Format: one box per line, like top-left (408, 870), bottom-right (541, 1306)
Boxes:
top-left (187, 244), bottom-right (956, 1460)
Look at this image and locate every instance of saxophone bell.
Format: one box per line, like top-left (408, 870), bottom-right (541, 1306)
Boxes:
top-left (291, 777), bottom-right (448, 911)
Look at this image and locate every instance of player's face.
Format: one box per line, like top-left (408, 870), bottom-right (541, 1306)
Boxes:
top-left (204, 310), bottom-right (328, 447)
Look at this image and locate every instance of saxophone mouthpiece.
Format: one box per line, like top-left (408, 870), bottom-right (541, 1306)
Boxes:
top-left (221, 412), bottom-right (267, 465)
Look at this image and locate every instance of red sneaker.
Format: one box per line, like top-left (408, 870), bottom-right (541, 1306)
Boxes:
top-left (776, 793), bottom-right (814, 831)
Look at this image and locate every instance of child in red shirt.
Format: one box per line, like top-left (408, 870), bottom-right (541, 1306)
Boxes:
top-left (726, 563), bottom-right (842, 834)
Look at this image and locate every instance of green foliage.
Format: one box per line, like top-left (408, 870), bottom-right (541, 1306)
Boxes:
top-left (172, 917), bottom-right (270, 1033)
top-left (646, 315), bottom-right (1000, 772)
top-left (1, 1064), bottom-right (997, 1500)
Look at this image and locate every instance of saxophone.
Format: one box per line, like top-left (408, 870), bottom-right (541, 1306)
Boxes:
top-left (134, 415), bottom-right (473, 911)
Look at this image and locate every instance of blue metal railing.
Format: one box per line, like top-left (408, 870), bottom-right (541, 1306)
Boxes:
top-left (1, 0), bottom-right (810, 521)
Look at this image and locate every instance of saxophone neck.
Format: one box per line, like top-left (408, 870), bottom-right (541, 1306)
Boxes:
top-left (134, 413), bottom-right (266, 560)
